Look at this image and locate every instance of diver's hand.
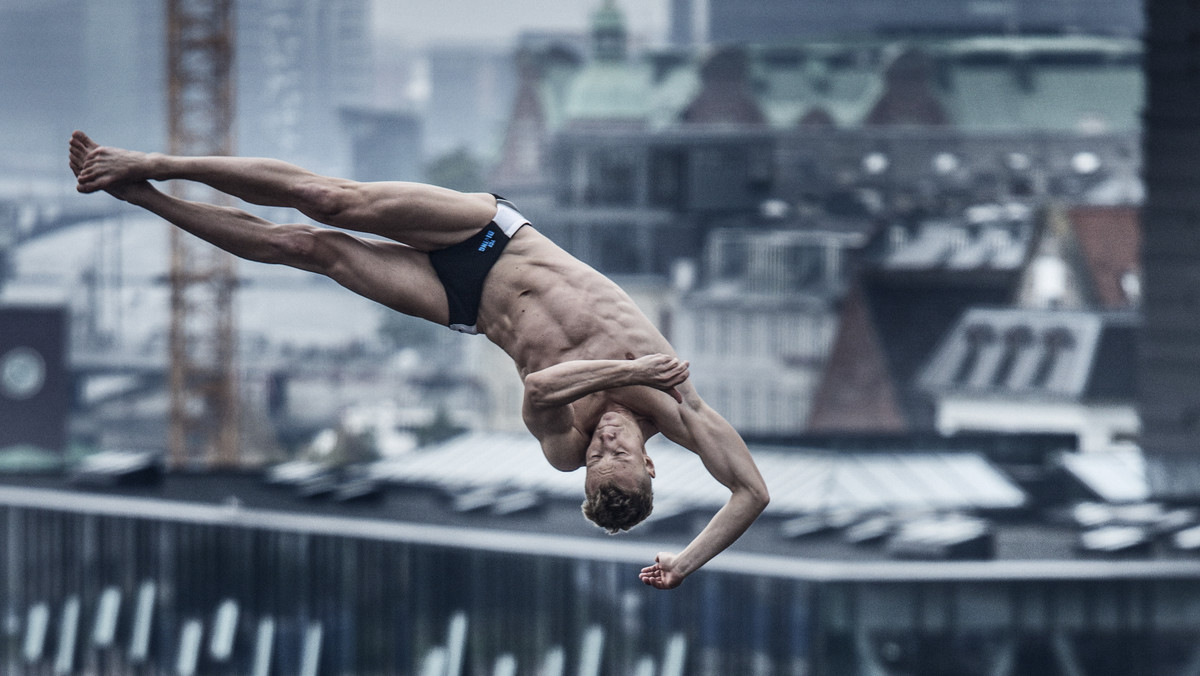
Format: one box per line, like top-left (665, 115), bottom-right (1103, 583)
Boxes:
top-left (626, 353), bottom-right (689, 403)
top-left (639, 552), bottom-right (685, 589)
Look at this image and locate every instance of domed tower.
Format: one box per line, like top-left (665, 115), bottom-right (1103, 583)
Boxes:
top-left (591, 0), bottom-right (627, 62)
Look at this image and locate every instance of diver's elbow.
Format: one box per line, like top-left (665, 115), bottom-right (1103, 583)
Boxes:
top-left (746, 483), bottom-right (770, 512)
top-left (523, 375), bottom-right (552, 408)
top-left (756, 488), bottom-right (771, 512)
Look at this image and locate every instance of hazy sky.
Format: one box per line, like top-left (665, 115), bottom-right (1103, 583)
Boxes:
top-left (370, 0), bottom-right (671, 48)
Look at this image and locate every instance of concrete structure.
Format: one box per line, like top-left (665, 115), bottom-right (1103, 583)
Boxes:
top-left (1139, 0), bottom-right (1200, 501)
top-left (1, 436), bottom-right (1198, 675)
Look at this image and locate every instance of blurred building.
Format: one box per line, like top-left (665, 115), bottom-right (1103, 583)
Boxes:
top-left (484, 6), bottom-right (1144, 442)
top-left (674, 0), bottom-right (1143, 47)
top-left (492, 14), bottom-right (1144, 270)
top-left (0, 305), bottom-right (70, 455)
top-left (1140, 0), bottom-right (1200, 501)
top-left (809, 202), bottom-right (1144, 444)
top-left (339, 108), bottom-right (423, 182)
top-left (1015, 205), bottom-right (1142, 310)
top-left (670, 222), bottom-right (870, 436)
top-left (919, 308), bottom-right (1139, 452)
top-left (0, 0), bottom-right (374, 177)
top-left (0, 0), bottom-right (165, 172)
top-left (424, 46), bottom-right (518, 163)
top-left (809, 206), bottom-right (1036, 434)
top-left (236, 0), bottom-right (374, 173)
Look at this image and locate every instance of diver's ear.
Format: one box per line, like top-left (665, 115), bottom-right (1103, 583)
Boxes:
top-left (644, 454), bottom-right (656, 478)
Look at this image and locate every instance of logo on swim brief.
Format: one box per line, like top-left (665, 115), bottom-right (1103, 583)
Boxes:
top-left (478, 229), bottom-right (497, 252)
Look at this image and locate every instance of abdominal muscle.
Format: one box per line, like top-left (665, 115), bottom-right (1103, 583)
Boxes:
top-left (476, 227), bottom-right (675, 379)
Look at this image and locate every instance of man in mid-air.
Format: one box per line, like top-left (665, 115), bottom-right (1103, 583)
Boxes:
top-left (70, 131), bottom-right (769, 589)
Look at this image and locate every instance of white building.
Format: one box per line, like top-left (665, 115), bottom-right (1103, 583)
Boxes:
top-left (919, 307), bottom-right (1139, 453)
top-left (670, 226), bottom-right (867, 436)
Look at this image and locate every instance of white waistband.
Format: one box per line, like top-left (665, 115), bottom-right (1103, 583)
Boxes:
top-left (493, 199), bottom-right (530, 237)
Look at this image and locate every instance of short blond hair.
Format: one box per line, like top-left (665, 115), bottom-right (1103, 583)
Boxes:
top-left (581, 475), bottom-right (653, 534)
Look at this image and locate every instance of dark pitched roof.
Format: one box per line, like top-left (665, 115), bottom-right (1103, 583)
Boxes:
top-left (680, 48), bottom-right (768, 126)
top-left (1066, 206), bottom-right (1141, 309)
top-left (490, 50), bottom-right (554, 190)
top-left (864, 48), bottom-right (950, 126)
top-left (807, 285), bottom-right (908, 433)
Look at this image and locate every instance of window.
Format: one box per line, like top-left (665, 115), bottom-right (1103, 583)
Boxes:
top-left (649, 148), bottom-right (686, 208)
top-left (586, 149), bottom-right (638, 207)
top-left (1031, 327), bottom-right (1075, 389)
top-left (952, 324), bottom-right (995, 387)
top-left (991, 326), bottom-right (1033, 388)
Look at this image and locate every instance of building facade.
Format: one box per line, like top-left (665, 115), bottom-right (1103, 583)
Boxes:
top-left (3, 482), bottom-right (1200, 676)
top-left (424, 46), bottom-right (518, 162)
top-left (236, 0), bottom-right (374, 174)
top-left (493, 24), bottom-right (1144, 274)
top-left (0, 0), bottom-right (165, 175)
top-left (1140, 0), bottom-right (1200, 500)
top-left (670, 227), bottom-right (866, 436)
top-left (691, 0), bottom-right (1143, 46)
top-left (919, 308), bottom-right (1139, 452)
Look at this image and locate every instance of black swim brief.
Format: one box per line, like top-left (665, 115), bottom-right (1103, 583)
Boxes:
top-left (427, 195), bottom-right (530, 335)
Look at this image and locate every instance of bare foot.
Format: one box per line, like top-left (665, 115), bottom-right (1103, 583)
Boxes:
top-left (69, 131), bottom-right (154, 203)
top-left (72, 131), bottom-right (156, 194)
top-left (67, 130), bottom-right (95, 179)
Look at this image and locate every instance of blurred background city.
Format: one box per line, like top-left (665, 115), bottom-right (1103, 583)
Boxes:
top-left (2, 0), bottom-right (1199, 674)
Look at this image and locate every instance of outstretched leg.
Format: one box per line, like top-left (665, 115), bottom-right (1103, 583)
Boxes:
top-left (69, 133), bottom-right (450, 324)
top-left (71, 131), bottom-right (496, 252)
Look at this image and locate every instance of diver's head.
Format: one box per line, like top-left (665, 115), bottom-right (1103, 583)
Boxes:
top-left (581, 410), bottom-right (655, 534)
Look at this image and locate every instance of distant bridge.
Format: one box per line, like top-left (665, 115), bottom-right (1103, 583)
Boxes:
top-left (0, 196), bottom-right (133, 247)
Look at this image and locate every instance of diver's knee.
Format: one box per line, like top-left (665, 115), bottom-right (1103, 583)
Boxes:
top-left (263, 225), bottom-right (327, 268)
top-left (294, 180), bottom-right (356, 224)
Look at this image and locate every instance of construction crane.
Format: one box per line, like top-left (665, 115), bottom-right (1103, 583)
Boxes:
top-left (166, 0), bottom-right (239, 468)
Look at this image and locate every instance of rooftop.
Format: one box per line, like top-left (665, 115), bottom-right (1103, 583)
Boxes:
top-left (530, 35), bottom-right (1143, 133)
top-left (882, 204), bottom-right (1036, 273)
top-left (919, 307), bottom-right (1138, 401)
top-left (3, 433), bottom-right (1196, 578)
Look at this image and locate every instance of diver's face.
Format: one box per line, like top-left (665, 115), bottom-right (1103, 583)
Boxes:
top-left (583, 412), bottom-right (655, 492)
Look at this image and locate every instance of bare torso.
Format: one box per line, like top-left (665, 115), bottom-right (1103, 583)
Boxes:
top-left (476, 226), bottom-right (680, 442)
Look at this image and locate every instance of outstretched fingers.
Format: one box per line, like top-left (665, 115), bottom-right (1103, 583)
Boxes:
top-left (639, 564), bottom-right (663, 587)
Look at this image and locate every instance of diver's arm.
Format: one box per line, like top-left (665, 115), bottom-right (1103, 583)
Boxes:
top-left (522, 354), bottom-right (687, 408)
top-left (642, 394), bottom-right (769, 589)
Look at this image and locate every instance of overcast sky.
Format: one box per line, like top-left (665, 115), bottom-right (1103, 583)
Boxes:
top-left (370, 0), bottom-right (671, 48)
